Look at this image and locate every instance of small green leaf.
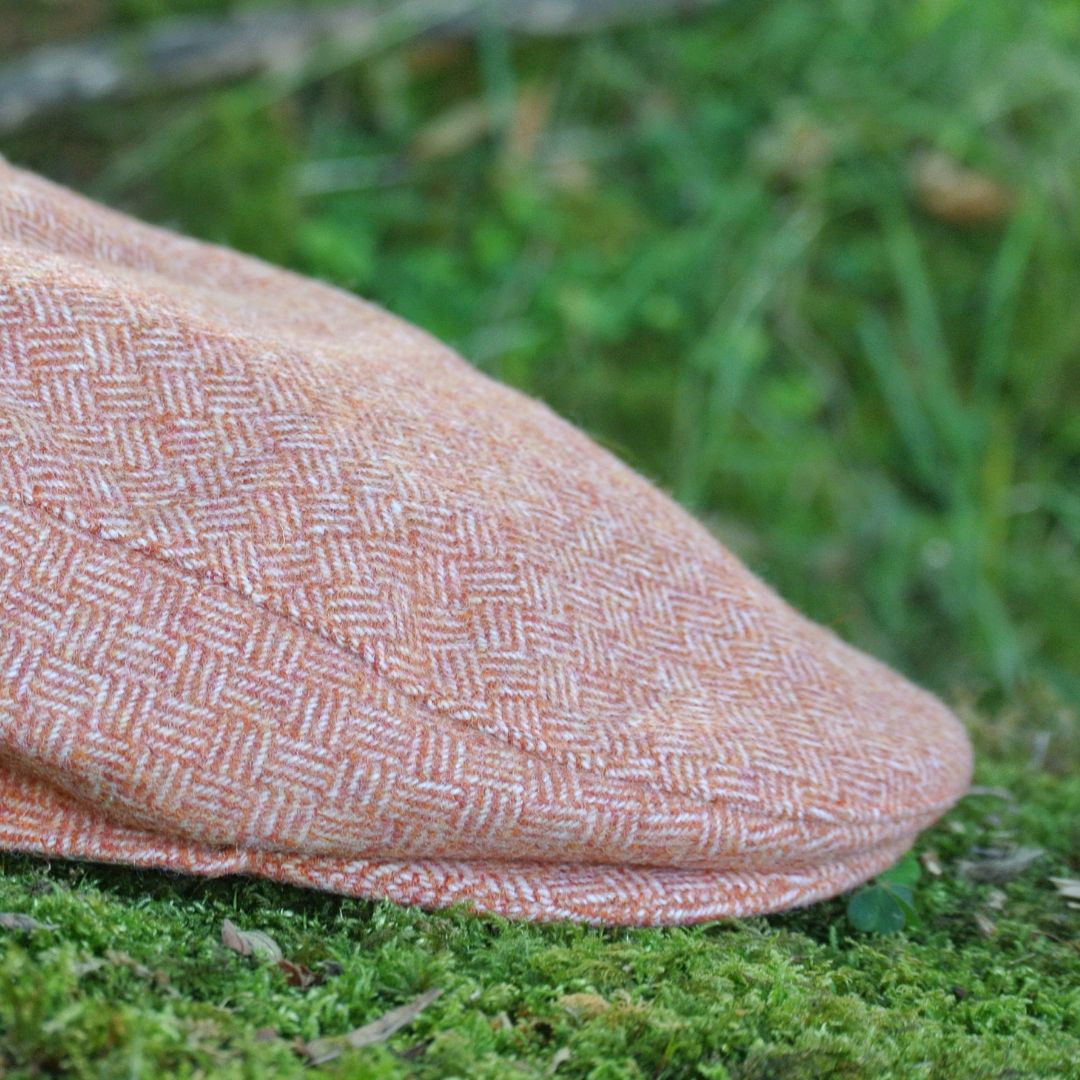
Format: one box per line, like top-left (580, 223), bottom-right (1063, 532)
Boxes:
top-left (882, 882), bottom-right (913, 906)
top-left (846, 852), bottom-right (926, 933)
top-left (882, 882), bottom-right (922, 929)
top-left (878, 852), bottom-right (921, 889)
top-left (847, 885), bottom-right (907, 934)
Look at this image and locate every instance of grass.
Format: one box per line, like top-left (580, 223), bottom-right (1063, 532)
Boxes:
top-left (1, 0), bottom-right (1079, 1075)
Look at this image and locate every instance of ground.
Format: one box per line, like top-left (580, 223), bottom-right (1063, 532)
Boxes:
top-left (1, 1), bottom-right (1078, 1077)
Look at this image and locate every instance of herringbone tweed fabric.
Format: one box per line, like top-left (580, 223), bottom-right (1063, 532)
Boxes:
top-left (0, 160), bottom-right (972, 925)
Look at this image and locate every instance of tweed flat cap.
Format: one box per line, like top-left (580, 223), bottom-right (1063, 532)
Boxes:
top-left (0, 160), bottom-right (972, 925)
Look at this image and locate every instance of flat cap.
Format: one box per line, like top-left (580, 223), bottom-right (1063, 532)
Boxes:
top-left (0, 161), bottom-right (972, 924)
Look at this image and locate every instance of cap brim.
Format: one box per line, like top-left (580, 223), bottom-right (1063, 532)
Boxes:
top-left (1, 761), bottom-right (917, 926)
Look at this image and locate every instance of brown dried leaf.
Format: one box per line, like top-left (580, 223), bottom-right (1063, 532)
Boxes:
top-left (911, 150), bottom-right (1015, 225)
top-left (221, 918), bottom-right (283, 962)
top-left (277, 958), bottom-right (317, 989)
top-left (302, 987), bottom-right (443, 1065)
top-left (0, 912), bottom-right (57, 932)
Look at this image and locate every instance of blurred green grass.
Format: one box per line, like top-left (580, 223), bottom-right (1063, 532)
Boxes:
top-left (3, 0), bottom-right (1078, 739)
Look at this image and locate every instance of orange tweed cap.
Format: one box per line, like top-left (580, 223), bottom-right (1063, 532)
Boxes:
top-left (0, 160), bottom-right (972, 925)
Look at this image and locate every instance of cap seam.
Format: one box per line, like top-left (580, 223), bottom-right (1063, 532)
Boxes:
top-left (0, 493), bottom-right (964, 832)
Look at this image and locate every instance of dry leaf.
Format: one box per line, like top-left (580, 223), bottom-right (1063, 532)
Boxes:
top-left (911, 150), bottom-right (1015, 225)
top-left (974, 911), bottom-right (997, 937)
top-left (277, 958), bottom-right (317, 989)
top-left (0, 912), bottom-right (57, 931)
top-left (958, 846), bottom-right (1044, 883)
top-left (221, 918), bottom-right (283, 962)
top-left (1050, 877), bottom-right (1080, 900)
top-left (559, 992), bottom-right (610, 1018)
top-left (919, 850), bottom-right (943, 877)
top-left (548, 1045), bottom-right (572, 1074)
top-left (302, 987), bottom-right (443, 1065)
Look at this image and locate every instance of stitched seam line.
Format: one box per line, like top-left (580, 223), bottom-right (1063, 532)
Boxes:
top-left (0, 760), bottom-right (919, 885)
top-left (1, 493), bottom-right (964, 830)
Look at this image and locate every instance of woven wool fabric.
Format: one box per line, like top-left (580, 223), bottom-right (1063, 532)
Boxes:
top-left (0, 160), bottom-right (973, 925)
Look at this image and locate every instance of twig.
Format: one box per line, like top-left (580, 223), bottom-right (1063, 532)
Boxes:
top-left (0, 0), bottom-right (726, 135)
top-left (302, 987), bottom-right (443, 1065)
